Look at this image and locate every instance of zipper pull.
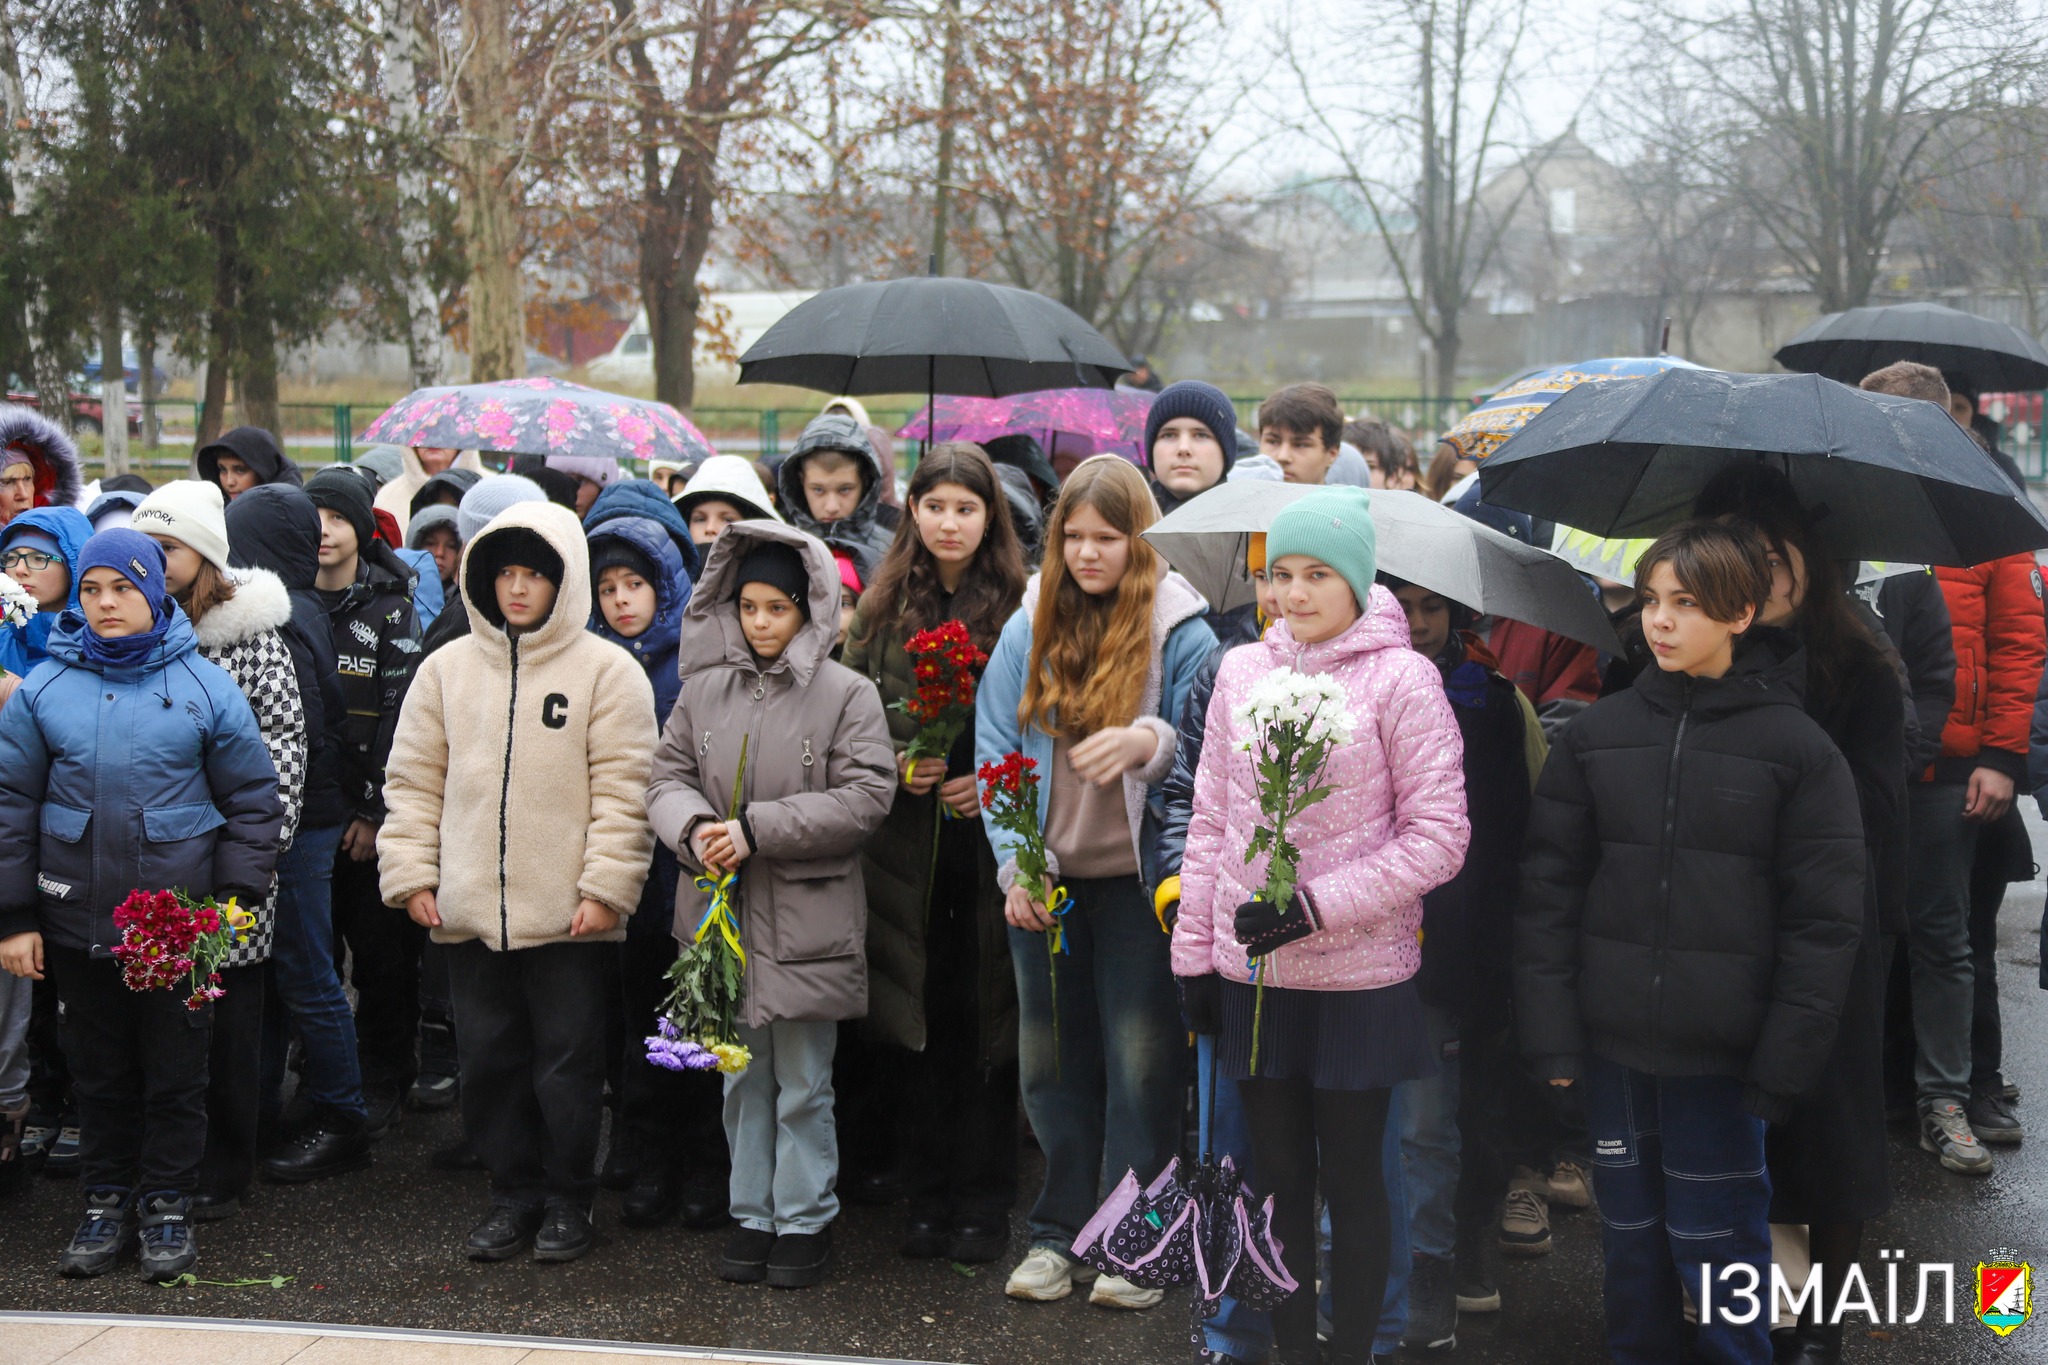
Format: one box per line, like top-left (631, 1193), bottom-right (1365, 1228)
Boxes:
top-left (802, 738), bottom-right (815, 767)
top-left (698, 730), bottom-right (711, 757)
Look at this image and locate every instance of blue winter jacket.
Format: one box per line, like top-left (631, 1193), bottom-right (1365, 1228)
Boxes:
top-left (0, 506), bottom-right (93, 679)
top-left (975, 572), bottom-right (1215, 894)
top-left (0, 605), bottom-right (286, 953)
top-left (586, 514), bottom-right (687, 722)
top-left (585, 477), bottom-right (701, 590)
top-left (396, 546), bottom-right (445, 631)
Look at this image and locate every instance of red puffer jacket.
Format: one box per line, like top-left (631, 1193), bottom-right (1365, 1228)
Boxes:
top-left (1931, 554), bottom-right (2047, 784)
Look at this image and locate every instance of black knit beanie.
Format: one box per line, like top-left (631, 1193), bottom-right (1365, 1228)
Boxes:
top-left (733, 543), bottom-right (810, 620)
top-left (305, 468), bottom-right (377, 550)
top-left (591, 537), bottom-right (660, 587)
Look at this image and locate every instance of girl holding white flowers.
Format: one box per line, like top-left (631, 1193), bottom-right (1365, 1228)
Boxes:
top-left (1172, 486), bottom-right (1470, 1365)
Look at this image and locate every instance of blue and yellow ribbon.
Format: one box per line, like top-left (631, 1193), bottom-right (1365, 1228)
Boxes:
top-left (1045, 884), bottom-right (1073, 955)
top-left (692, 870), bottom-right (746, 966)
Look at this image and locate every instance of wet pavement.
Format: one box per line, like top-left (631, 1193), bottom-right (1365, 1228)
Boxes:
top-left (1, 863), bottom-right (2042, 1364)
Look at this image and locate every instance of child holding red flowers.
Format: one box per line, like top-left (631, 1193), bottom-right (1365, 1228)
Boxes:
top-left (842, 443), bottom-right (1027, 1263)
top-left (0, 528), bottom-right (283, 1282)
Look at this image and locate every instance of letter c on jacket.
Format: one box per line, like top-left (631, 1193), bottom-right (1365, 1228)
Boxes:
top-left (542, 693), bottom-right (569, 729)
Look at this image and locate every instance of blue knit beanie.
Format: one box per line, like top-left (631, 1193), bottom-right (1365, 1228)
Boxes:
top-left (1143, 381), bottom-right (1239, 475)
top-left (76, 527), bottom-right (168, 617)
top-left (1266, 487), bottom-right (1378, 610)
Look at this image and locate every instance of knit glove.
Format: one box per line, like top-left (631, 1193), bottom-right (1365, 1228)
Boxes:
top-left (1178, 974), bottom-right (1222, 1036)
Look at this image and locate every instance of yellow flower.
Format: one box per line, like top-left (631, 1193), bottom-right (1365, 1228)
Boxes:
top-left (710, 1042), bottom-right (752, 1075)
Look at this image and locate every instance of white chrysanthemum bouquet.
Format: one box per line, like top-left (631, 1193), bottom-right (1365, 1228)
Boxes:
top-left (0, 571), bottom-right (34, 630)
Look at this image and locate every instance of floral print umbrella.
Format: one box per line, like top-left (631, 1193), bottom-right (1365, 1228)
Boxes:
top-left (895, 387), bottom-right (1156, 461)
top-left (1441, 355), bottom-right (1704, 463)
top-left (360, 377), bottom-right (716, 467)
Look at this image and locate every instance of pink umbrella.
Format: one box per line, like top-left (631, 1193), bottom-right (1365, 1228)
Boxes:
top-left (896, 387), bottom-right (1157, 462)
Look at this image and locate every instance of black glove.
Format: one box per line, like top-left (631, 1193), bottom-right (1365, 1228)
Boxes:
top-left (1179, 973), bottom-right (1222, 1036)
top-left (1235, 890), bottom-right (1322, 959)
top-left (1234, 899), bottom-right (1284, 943)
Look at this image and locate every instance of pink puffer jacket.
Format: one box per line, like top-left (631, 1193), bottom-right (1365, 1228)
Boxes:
top-left (1172, 586), bottom-right (1470, 991)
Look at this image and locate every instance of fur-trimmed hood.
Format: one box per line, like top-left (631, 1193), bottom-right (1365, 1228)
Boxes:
top-left (191, 566), bottom-right (293, 651)
top-left (0, 404), bottom-right (86, 511)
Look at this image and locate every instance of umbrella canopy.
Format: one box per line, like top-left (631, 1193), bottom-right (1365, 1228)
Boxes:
top-left (1441, 355), bottom-right (1705, 463)
top-left (1478, 368), bottom-right (2048, 566)
top-left (895, 387), bottom-right (1156, 461)
top-left (736, 275), bottom-right (1130, 396)
top-left (1773, 301), bottom-right (2048, 392)
top-left (1144, 483), bottom-right (1622, 654)
top-left (360, 377), bottom-right (716, 467)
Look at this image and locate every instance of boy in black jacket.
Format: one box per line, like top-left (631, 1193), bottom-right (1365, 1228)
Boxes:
top-left (306, 469), bottom-right (422, 1135)
top-left (1516, 521), bottom-right (1863, 1365)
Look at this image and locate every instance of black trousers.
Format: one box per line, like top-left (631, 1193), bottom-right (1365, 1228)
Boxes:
top-left (27, 975), bottom-right (70, 1113)
top-left (1967, 846), bottom-right (2008, 1094)
top-left (45, 945), bottom-right (213, 1195)
top-left (1241, 1078), bottom-right (1393, 1359)
top-left (199, 963), bottom-right (267, 1198)
top-left (616, 912), bottom-right (726, 1179)
top-left (332, 850), bottom-right (425, 1088)
top-left (447, 938), bottom-right (608, 1208)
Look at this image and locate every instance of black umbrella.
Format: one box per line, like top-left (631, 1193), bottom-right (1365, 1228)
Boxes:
top-left (736, 274), bottom-right (1129, 418)
top-left (1774, 301), bottom-right (2048, 392)
top-left (1478, 368), bottom-right (2048, 566)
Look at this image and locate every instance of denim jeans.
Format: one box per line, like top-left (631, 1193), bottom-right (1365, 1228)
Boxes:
top-left (1010, 874), bottom-right (1182, 1249)
top-left (263, 824), bottom-right (366, 1121)
top-left (1399, 1004), bottom-right (1462, 1261)
top-left (726, 1018), bottom-right (838, 1234)
top-left (1585, 1057), bottom-right (1771, 1365)
top-left (1199, 1033), bottom-right (1272, 1361)
top-left (1904, 784), bottom-right (1977, 1108)
top-left (1966, 841), bottom-right (2008, 1094)
top-left (0, 971), bottom-right (29, 1110)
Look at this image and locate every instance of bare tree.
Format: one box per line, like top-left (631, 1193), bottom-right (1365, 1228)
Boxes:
top-left (1908, 104), bottom-right (2048, 332)
top-left (1280, 0), bottom-right (1550, 400)
top-left (1648, 0), bottom-right (2040, 312)
top-left (381, 0), bottom-right (444, 387)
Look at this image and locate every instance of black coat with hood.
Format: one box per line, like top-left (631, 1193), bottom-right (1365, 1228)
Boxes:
top-left (226, 482), bottom-right (351, 832)
top-left (1515, 628), bottom-right (1867, 1122)
top-left (775, 414), bottom-right (896, 582)
top-left (200, 426), bottom-right (303, 494)
top-left (320, 538), bottom-right (421, 822)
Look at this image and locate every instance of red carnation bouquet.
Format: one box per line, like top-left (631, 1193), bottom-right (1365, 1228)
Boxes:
top-left (980, 751), bottom-right (1073, 1072)
top-left (110, 889), bottom-right (256, 1011)
top-left (894, 620), bottom-right (987, 762)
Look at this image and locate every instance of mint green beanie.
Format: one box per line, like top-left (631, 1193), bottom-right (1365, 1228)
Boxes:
top-left (1266, 487), bottom-right (1378, 609)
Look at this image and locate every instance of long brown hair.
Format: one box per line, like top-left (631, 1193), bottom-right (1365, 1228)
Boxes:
top-left (174, 558), bottom-right (238, 624)
top-left (856, 441), bottom-right (1026, 652)
top-left (1021, 456), bottom-right (1161, 737)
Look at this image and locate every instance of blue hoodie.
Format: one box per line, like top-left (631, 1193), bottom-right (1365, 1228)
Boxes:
top-left (584, 477), bottom-right (701, 587)
top-left (0, 506), bottom-right (93, 678)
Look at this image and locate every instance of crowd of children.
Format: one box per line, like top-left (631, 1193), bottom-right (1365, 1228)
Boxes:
top-left (0, 360), bottom-right (2037, 1365)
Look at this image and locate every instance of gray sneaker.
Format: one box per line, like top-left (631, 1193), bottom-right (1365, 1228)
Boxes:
top-left (1920, 1102), bottom-right (1993, 1175)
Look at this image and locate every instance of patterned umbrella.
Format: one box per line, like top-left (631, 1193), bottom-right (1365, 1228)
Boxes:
top-left (1441, 355), bottom-right (1705, 463)
top-left (359, 377), bottom-right (716, 467)
top-left (895, 387), bottom-right (1156, 460)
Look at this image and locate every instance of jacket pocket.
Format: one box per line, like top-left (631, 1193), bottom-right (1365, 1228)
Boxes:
top-left (138, 801), bottom-right (228, 893)
top-left (766, 852), bottom-right (861, 962)
top-left (37, 803), bottom-right (92, 904)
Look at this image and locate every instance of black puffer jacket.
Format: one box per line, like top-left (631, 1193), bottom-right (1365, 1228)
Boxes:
top-left (1515, 629), bottom-right (1866, 1121)
top-left (317, 539), bottom-right (420, 821)
top-left (225, 483), bottom-right (350, 832)
top-left (1155, 601), bottom-right (1264, 910)
top-left (1870, 569), bottom-right (1955, 777)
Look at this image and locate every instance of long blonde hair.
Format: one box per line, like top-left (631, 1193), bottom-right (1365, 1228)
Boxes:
top-left (1020, 456), bottom-right (1161, 737)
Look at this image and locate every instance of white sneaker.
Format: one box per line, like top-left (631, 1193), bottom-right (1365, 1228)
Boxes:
top-left (1005, 1247), bottom-right (1096, 1301)
top-left (1088, 1271), bottom-right (1165, 1310)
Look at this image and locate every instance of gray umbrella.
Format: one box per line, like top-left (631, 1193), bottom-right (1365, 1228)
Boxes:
top-left (1774, 301), bottom-right (2048, 391)
top-left (1144, 484), bottom-right (1621, 654)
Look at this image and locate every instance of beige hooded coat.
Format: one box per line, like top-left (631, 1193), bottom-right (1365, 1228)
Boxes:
top-left (645, 521), bottom-right (894, 1027)
top-left (372, 447), bottom-right (488, 522)
top-left (377, 500), bottom-right (657, 948)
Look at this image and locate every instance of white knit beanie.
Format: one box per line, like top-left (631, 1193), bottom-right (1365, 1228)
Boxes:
top-left (131, 479), bottom-right (232, 573)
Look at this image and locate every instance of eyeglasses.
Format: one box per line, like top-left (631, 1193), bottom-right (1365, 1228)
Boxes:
top-left (0, 549), bottom-right (57, 572)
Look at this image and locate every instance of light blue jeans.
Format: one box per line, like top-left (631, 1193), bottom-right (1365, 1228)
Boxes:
top-left (726, 1018), bottom-right (840, 1234)
top-left (1398, 1005), bottom-right (1462, 1261)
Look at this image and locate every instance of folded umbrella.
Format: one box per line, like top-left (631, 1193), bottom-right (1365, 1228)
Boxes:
top-left (360, 377), bottom-right (715, 467)
top-left (1478, 368), bottom-right (2048, 566)
top-left (1773, 301), bottom-right (2048, 392)
top-left (896, 387), bottom-right (1156, 461)
top-left (1144, 483), bottom-right (1621, 654)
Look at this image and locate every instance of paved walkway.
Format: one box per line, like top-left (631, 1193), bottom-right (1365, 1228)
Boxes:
top-left (0, 1313), bottom-right (934, 1365)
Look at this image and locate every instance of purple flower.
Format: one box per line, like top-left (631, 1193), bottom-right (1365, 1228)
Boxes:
top-left (644, 1031), bottom-right (721, 1072)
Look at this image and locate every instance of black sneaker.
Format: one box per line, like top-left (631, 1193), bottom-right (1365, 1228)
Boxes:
top-left (599, 1135), bottom-right (638, 1191)
top-left (621, 1167), bottom-right (681, 1228)
top-left (466, 1202), bottom-right (543, 1261)
top-left (1968, 1089), bottom-right (2024, 1146)
top-left (678, 1170), bottom-right (729, 1229)
top-left (902, 1210), bottom-right (949, 1258)
top-left (20, 1111), bottom-right (56, 1169)
top-left (58, 1186), bottom-right (135, 1277)
top-left (44, 1117), bottom-right (81, 1176)
top-left (532, 1199), bottom-right (595, 1263)
top-left (949, 1212), bottom-right (1009, 1264)
top-left (407, 1071), bottom-right (459, 1111)
top-left (262, 1117), bottom-right (373, 1184)
top-left (187, 1190), bottom-right (241, 1223)
top-left (362, 1083), bottom-right (403, 1140)
top-left (721, 1225), bottom-right (777, 1283)
top-left (136, 1191), bottom-right (197, 1282)
top-left (1402, 1252), bottom-right (1458, 1352)
top-left (766, 1226), bottom-right (833, 1288)
top-left (1454, 1238), bottom-right (1500, 1313)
